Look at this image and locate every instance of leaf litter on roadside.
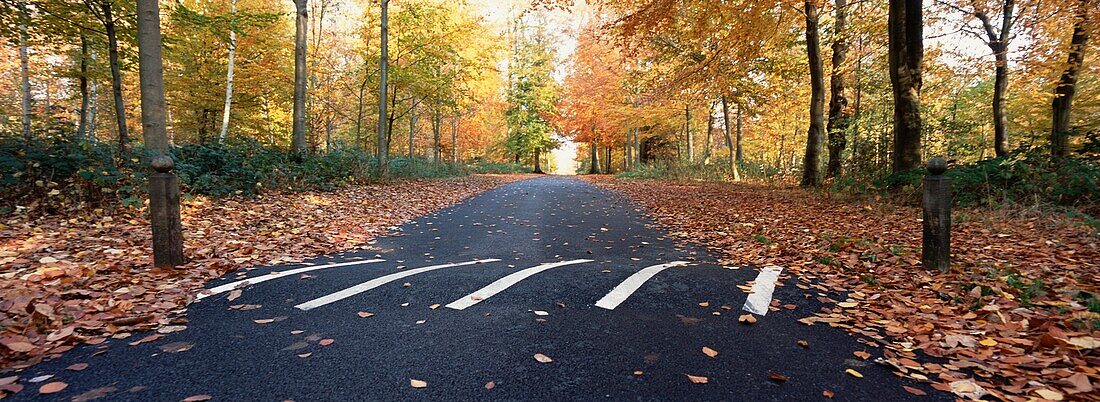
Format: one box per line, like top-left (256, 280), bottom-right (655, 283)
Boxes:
top-left (586, 176), bottom-right (1099, 401)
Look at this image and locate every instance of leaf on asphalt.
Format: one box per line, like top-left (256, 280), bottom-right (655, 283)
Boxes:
top-left (253, 318), bottom-right (275, 324)
top-left (852, 351), bottom-right (870, 359)
top-left (297, 352), bottom-right (311, 358)
top-left (823, 389), bottom-right (835, 398)
top-left (698, 301), bottom-right (709, 307)
top-left (633, 371), bottom-right (643, 377)
top-left (484, 381), bottom-right (495, 390)
top-left (702, 346), bottom-right (718, 358)
top-left (181, 394), bottom-right (213, 401)
top-left (533, 353), bottom-right (553, 363)
top-left (533, 310), bottom-right (549, 316)
top-left (685, 374), bottom-right (708, 384)
top-left (128, 334), bottom-right (163, 346)
top-left (768, 371), bottom-right (789, 383)
top-left (0, 376), bottom-right (18, 386)
top-left (738, 314), bottom-right (756, 325)
top-left (845, 369), bottom-right (863, 378)
top-left (903, 386), bottom-right (926, 396)
top-left (357, 311), bottom-right (375, 318)
top-left (66, 363), bottom-right (89, 371)
top-left (3, 341), bottom-right (35, 353)
top-left (290, 330), bottom-right (304, 335)
top-left (429, 304), bottom-right (441, 310)
top-left (226, 289), bottom-right (242, 301)
top-left (38, 382), bottom-right (67, 394)
top-left (158, 342), bottom-right (194, 353)
top-left (403, 282), bottom-right (411, 288)
top-left (29, 375), bottom-right (53, 383)
top-left (410, 379), bottom-right (428, 388)
top-left (71, 386), bottom-right (117, 402)
top-left (796, 340), bottom-right (808, 348)
top-left (318, 339), bottom-right (334, 346)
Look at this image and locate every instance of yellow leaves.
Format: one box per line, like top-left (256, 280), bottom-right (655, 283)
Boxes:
top-left (978, 338), bottom-right (998, 347)
top-left (844, 369), bottom-right (863, 378)
top-left (836, 301), bottom-right (858, 308)
top-left (1034, 389), bottom-right (1064, 401)
top-left (1067, 336), bottom-right (1099, 350)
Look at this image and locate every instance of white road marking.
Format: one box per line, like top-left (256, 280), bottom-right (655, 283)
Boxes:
top-left (594, 261), bottom-right (689, 310)
top-left (295, 259), bottom-right (501, 310)
top-left (446, 259), bottom-right (593, 310)
top-left (742, 265), bottom-right (784, 316)
top-left (197, 259), bottom-right (386, 300)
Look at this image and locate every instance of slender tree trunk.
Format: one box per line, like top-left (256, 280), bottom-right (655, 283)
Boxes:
top-left (355, 75), bottom-right (367, 147)
top-left (589, 130), bottom-right (601, 174)
top-left (801, 1), bottom-right (826, 187)
top-left (408, 102), bottom-right (417, 157)
top-left (721, 96), bottom-right (741, 181)
top-left (88, 76), bottom-right (99, 141)
top-left (218, 0), bottom-right (238, 144)
top-left (78, 33), bottom-right (90, 141)
top-left (605, 146), bottom-right (612, 173)
top-left (432, 105), bottom-right (441, 163)
top-left (736, 107), bottom-right (743, 162)
top-left (102, 1), bottom-right (129, 153)
top-left (450, 115), bottom-right (458, 163)
top-left (376, 0), bottom-right (390, 173)
top-left (292, 0), bottom-right (309, 156)
top-left (685, 105), bottom-right (693, 162)
top-left (626, 129), bottom-right (634, 167)
top-left (534, 147), bottom-right (543, 173)
top-left (888, 0), bottom-right (923, 173)
top-left (703, 109), bottom-right (713, 164)
top-left (1051, 0), bottom-right (1093, 157)
top-left (991, 49), bottom-right (1009, 157)
top-left (826, 0), bottom-right (850, 178)
top-left (19, 6), bottom-right (32, 147)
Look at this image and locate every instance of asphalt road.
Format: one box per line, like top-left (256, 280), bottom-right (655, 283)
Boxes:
top-left (13, 176), bottom-right (946, 401)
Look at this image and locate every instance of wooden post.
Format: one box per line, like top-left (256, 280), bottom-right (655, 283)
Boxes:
top-left (922, 157), bottom-right (950, 272)
top-left (149, 156), bottom-right (184, 267)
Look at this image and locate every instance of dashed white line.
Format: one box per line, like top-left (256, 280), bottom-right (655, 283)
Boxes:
top-left (295, 259), bottom-right (501, 311)
top-left (594, 261), bottom-right (689, 310)
top-left (742, 265), bottom-right (784, 316)
top-left (197, 259), bottom-right (386, 300)
top-left (446, 259), bottom-right (593, 310)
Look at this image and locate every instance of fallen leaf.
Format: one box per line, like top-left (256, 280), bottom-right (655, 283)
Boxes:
top-left (698, 301), bottom-right (710, 307)
top-left (823, 389), bottom-right (835, 398)
top-left (1034, 389), bottom-right (1064, 401)
top-left (253, 319), bottom-right (275, 324)
top-left (226, 289), bottom-right (242, 301)
top-left (484, 381), bottom-right (495, 390)
top-left (182, 394), bottom-right (213, 401)
top-left (357, 311), bottom-right (374, 318)
top-left (633, 371), bottom-right (643, 377)
top-left (429, 304), bottom-right (441, 310)
top-left (158, 342), bottom-right (194, 353)
top-left (738, 314), bottom-right (756, 324)
top-left (702, 346), bottom-right (718, 357)
top-left (685, 374), bottom-right (709, 384)
top-left (533, 353), bottom-right (553, 363)
top-left (852, 351), bottom-right (870, 359)
top-left (845, 369), bottom-right (863, 378)
top-left (978, 338), bottom-right (998, 347)
top-left (903, 386), bottom-right (926, 396)
top-left (410, 379), bottom-right (428, 388)
top-left (3, 342), bottom-right (35, 353)
top-left (319, 339), bottom-right (334, 346)
top-left (768, 371), bottom-right (789, 382)
top-left (796, 340), bottom-right (808, 348)
top-left (38, 382), bottom-right (67, 394)
top-left (67, 363), bottom-right (89, 371)
top-left (297, 352), bottom-right (311, 358)
top-left (1067, 336), bottom-right (1099, 350)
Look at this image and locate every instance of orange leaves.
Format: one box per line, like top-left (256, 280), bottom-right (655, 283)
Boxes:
top-left (585, 176), bottom-right (1100, 401)
top-left (0, 175), bottom-right (528, 369)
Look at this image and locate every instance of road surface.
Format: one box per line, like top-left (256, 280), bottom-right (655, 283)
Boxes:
top-left (14, 176), bottom-right (944, 401)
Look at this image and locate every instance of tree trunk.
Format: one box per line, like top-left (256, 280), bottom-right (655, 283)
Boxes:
top-left (376, 0), bottom-right (390, 173)
top-left (826, 0), bottom-right (850, 178)
top-left (408, 102), bottom-right (417, 157)
top-left (991, 49), bottom-right (1009, 157)
top-left (1051, 0), bottom-right (1093, 157)
top-left (736, 106), bottom-right (743, 162)
top-left (432, 105), bottom-right (441, 163)
top-left (589, 133), bottom-right (601, 174)
top-left (626, 129), bottom-right (634, 167)
top-left (355, 75), bottom-right (367, 148)
top-left (801, 1), bottom-right (826, 187)
top-left (135, 0), bottom-right (169, 154)
top-left (102, 1), bottom-right (129, 153)
top-left (19, 5), bottom-right (32, 147)
top-left (605, 146), bottom-right (612, 173)
top-left (450, 115), bottom-right (458, 163)
top-left (685, 105), bottom-right (693, 162)
top-left (218, 0), bottom-right (238, 144)
top-left (888, 0), bottom-right (923, 173)
top-left (703, 109), bottom-right (713, 164)
top-left (78, 33), bottom-right (90, 142)
top-left (88, 76), bottom-right (99, 141)
top-left (721, 96), bottom-right (741, 181)
top-left (534, 147), bottom-right (543, 173)
top-left (292, 0), bottom-right (309, 157)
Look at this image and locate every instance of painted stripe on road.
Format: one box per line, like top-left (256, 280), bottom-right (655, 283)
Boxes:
top-left (295, 259), bottom-right (501, 311)
top-left (742, 265), bottom-right (784, 316)
top-left (197, 259), bottom-right (386, 300)
top-left (446, 259), bottom-right (593, 310)
top-left (594, 261), bottom-right (688, 310)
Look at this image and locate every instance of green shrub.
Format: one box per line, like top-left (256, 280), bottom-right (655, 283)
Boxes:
top-left (470, 160), bottom-right (528, 174)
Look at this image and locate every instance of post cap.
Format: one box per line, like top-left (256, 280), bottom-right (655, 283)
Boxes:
top-left (927, 157), bottom-right (948, 175)
top-left (151, 155), bottom-right (175, 173)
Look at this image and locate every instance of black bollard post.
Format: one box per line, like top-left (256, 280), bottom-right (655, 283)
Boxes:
top-left (922, 157), bottom-right (951, 272)
top-left (149, 155), bottom-right (184, 267)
